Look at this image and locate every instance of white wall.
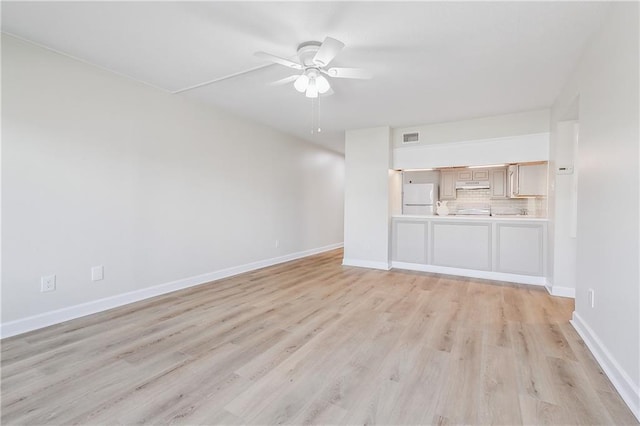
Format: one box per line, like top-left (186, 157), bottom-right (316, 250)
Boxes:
top-left (551, 3), bottom-right (639, 418)
top-left (393, 132), bottom-right (549, 169)
top-left (343, 127), bottom-right (392, 270)
top-left (402, 170), bottom-right (440, 185)
top-left (392, 109), bottom-right (550, 148)
top-left (1, 35), bottom-right (345, 332)
top-left (548, 121), bottom-right (578, 297)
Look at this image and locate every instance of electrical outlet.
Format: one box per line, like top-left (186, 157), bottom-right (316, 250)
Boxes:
top-left (91, 265), bottom-right (104, 281)
top-left (588, 289), bottom-right (595, 308)
top-left (41, 275), bottom-right (56, 292)
top-left (275, 239), bottom-right (280, 248)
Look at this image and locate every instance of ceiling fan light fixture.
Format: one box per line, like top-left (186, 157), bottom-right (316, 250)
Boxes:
top-left (316, 75), bottom-right (331, 94)
top-left (294, 74), bottom-right (309, 92)
top-left (305, 79), bottom-right (318, 98)
top-left (258, 37), bottom-right (369, 99)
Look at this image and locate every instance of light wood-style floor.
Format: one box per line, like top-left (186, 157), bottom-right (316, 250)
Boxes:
top-left (2, 249), bottom-right (637, 425)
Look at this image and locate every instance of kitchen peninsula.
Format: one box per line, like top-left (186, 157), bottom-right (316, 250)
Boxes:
top-left (392, 160), bottom-right (549, 284)
top-left (392, 214), bottom-right (547, 285)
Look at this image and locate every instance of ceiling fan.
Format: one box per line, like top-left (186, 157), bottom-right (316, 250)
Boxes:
top-left (255, 37), bottom-right (372, 98)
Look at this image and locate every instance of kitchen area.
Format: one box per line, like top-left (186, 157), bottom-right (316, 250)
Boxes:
top-left (342, 117), bottom-right (556, 290)
top-left (392, 161), bottom-right (548, 285)
top-left (400, 162), bottom-right (547, 217)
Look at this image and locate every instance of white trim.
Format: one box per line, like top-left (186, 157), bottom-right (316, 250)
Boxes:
top-left (391, 261), bottom-right (546, 286)
top-left (0, 243), bottom-right (343, 339)
top-left (571, 312), bottom-right (640, 422)
top-left (547, 285), bottom-right (576, 298)
top-left (2, 32), bottom-right (171, 94)
top-left (342, 258), bottom-right (391, 270)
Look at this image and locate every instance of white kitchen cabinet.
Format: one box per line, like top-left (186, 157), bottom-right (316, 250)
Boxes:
top-left (472, 169), bottom-right (489, 180)
top-left (393, 221), bottom-right (428, 264)
top-left (432, 222), bottom-right (492, 271)
top-left (457, 169), bottom-right (473, 180)
top-left (440, 171), bottom-right (457, 200)
top-left (495, 223), bottom-right (544, 275)
top-left (510, 163), bottom-right (547, 197)
top-left (391, 216), bottom-right (548, 284)
top-left (456, 169), bottom-right (488, 181)
top-left (490, 168), bottom-right (508, 199)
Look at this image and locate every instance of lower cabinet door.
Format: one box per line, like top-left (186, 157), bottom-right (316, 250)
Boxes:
top-left (393, 221), bottom-right (428, 264)
top-left (496, 223), bottom-right (544, 275)
top-left (432, 222), bottom-right (492, 271)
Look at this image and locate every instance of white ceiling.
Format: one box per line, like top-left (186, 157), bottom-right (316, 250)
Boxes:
top-left (2, 2), bottom-right (610, 153)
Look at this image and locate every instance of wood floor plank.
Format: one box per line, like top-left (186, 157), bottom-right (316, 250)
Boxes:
top-left (478, 341), bottom-right (523, 425)
top-left (1, 248), bottom-right (636, 425)
top-left (546, 356), bottom-right (616, 425)
top-left (558, 321), bottom-right (618, 393)
top-left (519, 394), bottom-right (574, 425)
top-left (508, 321), bottom-right (560, 404)
top-left (434, 326), bottom-right (484, 424)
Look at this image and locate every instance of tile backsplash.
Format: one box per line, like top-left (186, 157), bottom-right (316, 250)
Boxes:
top-left (443, 189), bottom-right (547, 217)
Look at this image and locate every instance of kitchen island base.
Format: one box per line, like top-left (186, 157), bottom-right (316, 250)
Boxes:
top-left (392, 215), bottom-right (547, 286)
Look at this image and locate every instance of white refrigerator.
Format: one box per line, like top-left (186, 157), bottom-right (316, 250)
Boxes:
top-left (403, 183), bottom-right (437, 215)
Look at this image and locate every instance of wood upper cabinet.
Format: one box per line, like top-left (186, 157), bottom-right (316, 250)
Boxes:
top-left (516, 163), bottom-right (547, 197)
top-left (457, 169), bottom-right (489, 181)
top-left (472, 169), bottom-right (489, 180)
top-left (457, 170), bottom-right (473, 181)
top-left (440, 171), bottom-right (457, 200)
top-left (490, 168), bottom-right (508, 199)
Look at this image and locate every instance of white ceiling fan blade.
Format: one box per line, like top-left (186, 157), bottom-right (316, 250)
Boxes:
top-left (325, 67), bottom-right (372, 79)
top-left (312, 37), bottom-right (345, 67)
top-left (255, 52), bottom-right (303, 70)
top-left (269, 75), bottom-right (300, 86)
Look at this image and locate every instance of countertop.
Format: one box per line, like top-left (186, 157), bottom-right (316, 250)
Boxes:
top-left (392, 214), bottom-right (548, 222)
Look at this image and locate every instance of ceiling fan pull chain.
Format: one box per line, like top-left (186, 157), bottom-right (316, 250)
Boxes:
top-left (310, 97), bottom-right (316, 134)
top-left (317, 96), bottom-right (321, 133)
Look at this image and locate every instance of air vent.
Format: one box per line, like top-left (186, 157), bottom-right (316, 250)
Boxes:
top-left (402, 132), bottom-right (419, 144)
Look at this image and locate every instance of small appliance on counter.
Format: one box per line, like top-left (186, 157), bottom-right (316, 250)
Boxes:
top-left (402, 183), bottom-right (437, 215)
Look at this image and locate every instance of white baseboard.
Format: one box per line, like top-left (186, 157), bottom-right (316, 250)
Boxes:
top-left (544, 279), bottom-right (576, 298)
top-left (390, 261), bottom-right (546, 286)
top-left (549, 285), bottom-right (576, 298)
top-left (0, 243), bottom-right (344, 339)
top-left (342, 258), bottom-right (391, 271)
top-left (571, 312), bottom-right (640, 422)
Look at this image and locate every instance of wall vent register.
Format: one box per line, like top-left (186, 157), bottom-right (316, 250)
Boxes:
top-left (402, 132), bottom-right (419, 144)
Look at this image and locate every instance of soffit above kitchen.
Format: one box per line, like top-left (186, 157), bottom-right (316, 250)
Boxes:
top-left (1, 2), bottom-right (610, 153)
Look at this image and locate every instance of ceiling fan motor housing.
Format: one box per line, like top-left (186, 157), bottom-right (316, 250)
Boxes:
top-left (297, 41), bottom-right (322, 67)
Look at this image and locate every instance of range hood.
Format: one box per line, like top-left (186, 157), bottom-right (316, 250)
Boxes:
top-left (455, 180), bottom-right (490, 189)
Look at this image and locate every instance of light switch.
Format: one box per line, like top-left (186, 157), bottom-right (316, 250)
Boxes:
top-left (91, 265), bottom-right (104, 281)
